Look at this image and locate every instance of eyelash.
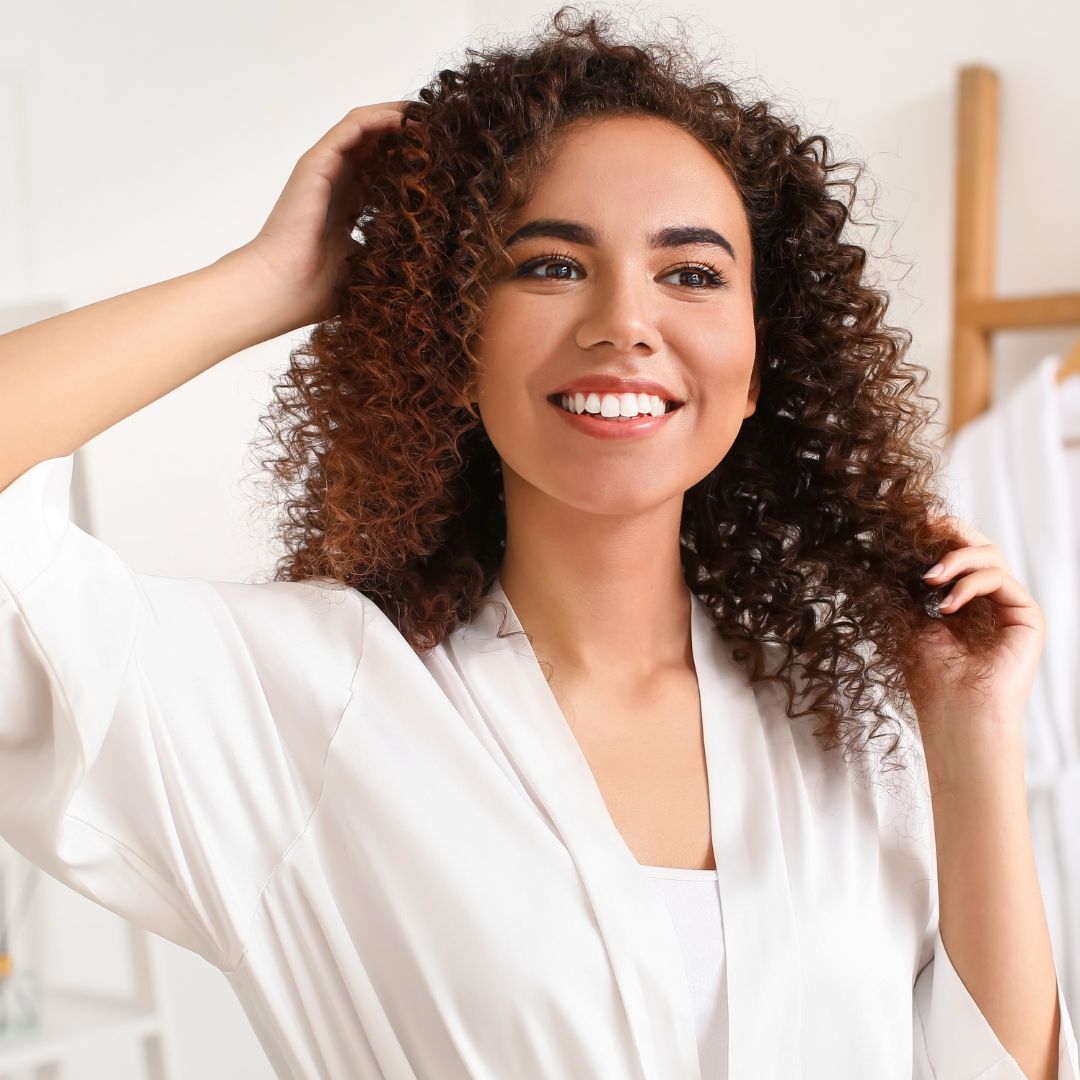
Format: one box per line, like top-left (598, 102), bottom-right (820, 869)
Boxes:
top-left (515, 248), bottom-right (729, 290)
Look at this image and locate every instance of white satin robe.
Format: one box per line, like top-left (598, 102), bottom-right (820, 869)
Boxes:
top-left (1, 450), bottom-right (1078, 1079)
top-left (941, 351), bottom-right (1080, 1035)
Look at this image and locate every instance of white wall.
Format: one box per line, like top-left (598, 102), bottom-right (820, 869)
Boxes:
top-left (2, 0), bottom-right (1077, 1076)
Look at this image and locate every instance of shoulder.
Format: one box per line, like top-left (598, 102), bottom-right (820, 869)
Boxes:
top-left (207, 577), bottom-right (367, 655)
top-left (192, 576), bottom-right (373, 716)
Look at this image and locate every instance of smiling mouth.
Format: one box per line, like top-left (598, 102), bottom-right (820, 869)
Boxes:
top-left (546, 393), bottom-right (684, 417)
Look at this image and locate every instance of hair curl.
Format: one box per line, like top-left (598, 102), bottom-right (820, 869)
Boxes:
top-left (248, 5), bottom-right (1003, 781)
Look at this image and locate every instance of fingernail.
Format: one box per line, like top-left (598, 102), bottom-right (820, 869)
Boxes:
top-left (922, 563), bottom-right (944, 578)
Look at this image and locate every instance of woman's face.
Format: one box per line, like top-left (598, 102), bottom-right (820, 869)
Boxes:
top-left (475, 113), bottom-right (760, 520)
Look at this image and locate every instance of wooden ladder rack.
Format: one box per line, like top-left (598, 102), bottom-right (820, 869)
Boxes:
top-left (950, 65), bottom-right (1080, 436)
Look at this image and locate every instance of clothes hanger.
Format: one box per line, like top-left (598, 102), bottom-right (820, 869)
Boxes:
top-left (1056, 333), bottom-right (1080, 447)
top-left (1055, 333), bottom-right (1080, 385)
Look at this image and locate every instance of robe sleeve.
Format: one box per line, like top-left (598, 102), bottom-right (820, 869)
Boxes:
top-left (0, 453), bottom-right (365, 971)
top-left (913, 907), bottom-right (1080, 1078)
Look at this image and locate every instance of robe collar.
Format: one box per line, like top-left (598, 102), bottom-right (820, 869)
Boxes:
top-left (445, 575), bottom-right (804, 1078)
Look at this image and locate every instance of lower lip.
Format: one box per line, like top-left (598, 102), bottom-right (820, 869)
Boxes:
top-left (547, 398), bottom-right (683, 440)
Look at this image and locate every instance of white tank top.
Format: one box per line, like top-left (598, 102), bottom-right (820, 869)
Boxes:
top-left (640, 864), bottom-right (727, 1076)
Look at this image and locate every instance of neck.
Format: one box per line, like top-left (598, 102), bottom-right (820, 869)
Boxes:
top-left (497, 479), bottom-right (693, 686)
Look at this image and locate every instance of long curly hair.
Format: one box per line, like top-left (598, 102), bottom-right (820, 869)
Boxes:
top-left (247, 5), bottom-right (1002, 779)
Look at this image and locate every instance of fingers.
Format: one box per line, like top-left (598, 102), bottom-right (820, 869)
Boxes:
top-left (921, 547), bottom-right (1045, 631)
top-left (298, 105), bottom-right (411, 212)
top-left (334, 102), bottom-right (419, 140)
top-left (920, 537), bottom-right (1003, 609)
top-left (922, 542), bottom-right (1002, 585)
top-left (935, 565), bottom-right (1009, 612)
top-left (295, 101), bottom-right (421, 246)
top-left (308, 103), bottom-right (416, 162)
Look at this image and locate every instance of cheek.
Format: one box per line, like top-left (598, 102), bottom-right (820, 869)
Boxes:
top-left (473, 360), bottom-right (542, 470)
top-left (678, 355), bottom-right (759, 477)
top-left (473, 295), bottom-right (561, 427)
top-left (478, 288), bottom-right (557, 353)
top-left (681, 320), bottom-right (758, 415)
top-left (473, 301), bottom-right (549, 399)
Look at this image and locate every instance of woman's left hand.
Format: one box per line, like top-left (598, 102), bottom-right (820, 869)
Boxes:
top-left (905, 515), bottom-right (1046, 744)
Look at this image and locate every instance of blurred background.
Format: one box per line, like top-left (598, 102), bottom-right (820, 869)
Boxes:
top-left (1, 0), bottom-right (1078, 1076)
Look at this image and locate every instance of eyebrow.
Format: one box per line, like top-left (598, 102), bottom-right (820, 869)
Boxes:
top-left (503, 218), bottom-right (737, 263)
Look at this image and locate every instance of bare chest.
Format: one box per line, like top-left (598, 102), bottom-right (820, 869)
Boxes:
top-left (550, 671), bottom-right (715, 872)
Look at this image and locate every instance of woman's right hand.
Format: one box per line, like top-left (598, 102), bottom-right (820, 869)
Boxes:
top-left (232, 102), bottom-right (418, 334)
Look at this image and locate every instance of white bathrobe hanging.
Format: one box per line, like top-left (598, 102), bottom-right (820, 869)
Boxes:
top-left (0, 447), bottom-right (1077, 1078)
top-left (941, 350), bottom-right (1080, 1035)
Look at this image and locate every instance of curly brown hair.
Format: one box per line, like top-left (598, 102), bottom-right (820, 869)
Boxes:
top-left (247, 5), bottom-right (1002, 780)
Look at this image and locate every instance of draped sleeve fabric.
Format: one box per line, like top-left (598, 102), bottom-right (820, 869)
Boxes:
top-left (0, 453), bottom-right (367, 971)
top-left (817, 629), bottom-right (1080, 1079)
top-left (893, 704), bottom-right (1080, 1078)
top-left (912, 911), bottom-right (1080, 1077)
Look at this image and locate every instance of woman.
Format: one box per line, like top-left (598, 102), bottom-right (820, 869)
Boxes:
top-left (0, 6), bottom-right (1075, 1077)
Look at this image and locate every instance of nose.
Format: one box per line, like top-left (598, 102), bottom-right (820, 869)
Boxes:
top-left (573, 265), bottom-right (663, 354)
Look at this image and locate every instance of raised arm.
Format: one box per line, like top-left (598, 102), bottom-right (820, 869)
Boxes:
top-left (0, 101), bottom-right (415, 491)
top-left (0, 102), bottom-right (411, 968)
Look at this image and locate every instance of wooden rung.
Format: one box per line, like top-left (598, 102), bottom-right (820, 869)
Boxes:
top-left (958, 292), bottom-right (1080, 331)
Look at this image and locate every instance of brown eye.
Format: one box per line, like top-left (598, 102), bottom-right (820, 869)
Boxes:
top-left (662, 263), bottom-right (728, 289)
top-left (515, 250), bottom-right (580, 280)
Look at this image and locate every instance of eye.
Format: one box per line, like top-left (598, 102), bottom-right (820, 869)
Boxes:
top-left (514, 250), bottom-right (729, 290)
top-left (514, 249), bottom-right (582, 282)
top-left (663, 262), bottom-right (728, 290)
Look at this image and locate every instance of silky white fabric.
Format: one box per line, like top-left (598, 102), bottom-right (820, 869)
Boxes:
top-left (940, 351), bottom-right (1080, 1035)
top-left (1, 450), bottom-right (1079, 1079)
top-left (641, 865), bottom-right (726, 1076)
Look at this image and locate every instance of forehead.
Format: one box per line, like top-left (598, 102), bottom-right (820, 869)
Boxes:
top-left (512, 114), bottom-right (749, 247)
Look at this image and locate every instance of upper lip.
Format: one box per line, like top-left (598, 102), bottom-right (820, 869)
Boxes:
top-left (549, 375), bottom-right (684, 402)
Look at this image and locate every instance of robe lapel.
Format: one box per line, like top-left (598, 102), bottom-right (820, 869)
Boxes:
top-left (448, 576), bottom-right (804, 1078)
top-left (692, 588), bottom-right (804, 1077)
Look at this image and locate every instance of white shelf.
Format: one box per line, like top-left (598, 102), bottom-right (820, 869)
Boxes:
top-left (0, 983), bottom-right (166, 1071)
top-left (0, 839), bottom-right (176, 1079)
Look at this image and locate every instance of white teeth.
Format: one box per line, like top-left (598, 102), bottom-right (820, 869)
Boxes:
top-left (558, 391), bottom-right (671, 419)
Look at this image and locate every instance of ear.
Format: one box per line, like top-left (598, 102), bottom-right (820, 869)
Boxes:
top-left (744, 367), bottom-right (761, 419)
top-left (746, 315), bottom-right (767, 416)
